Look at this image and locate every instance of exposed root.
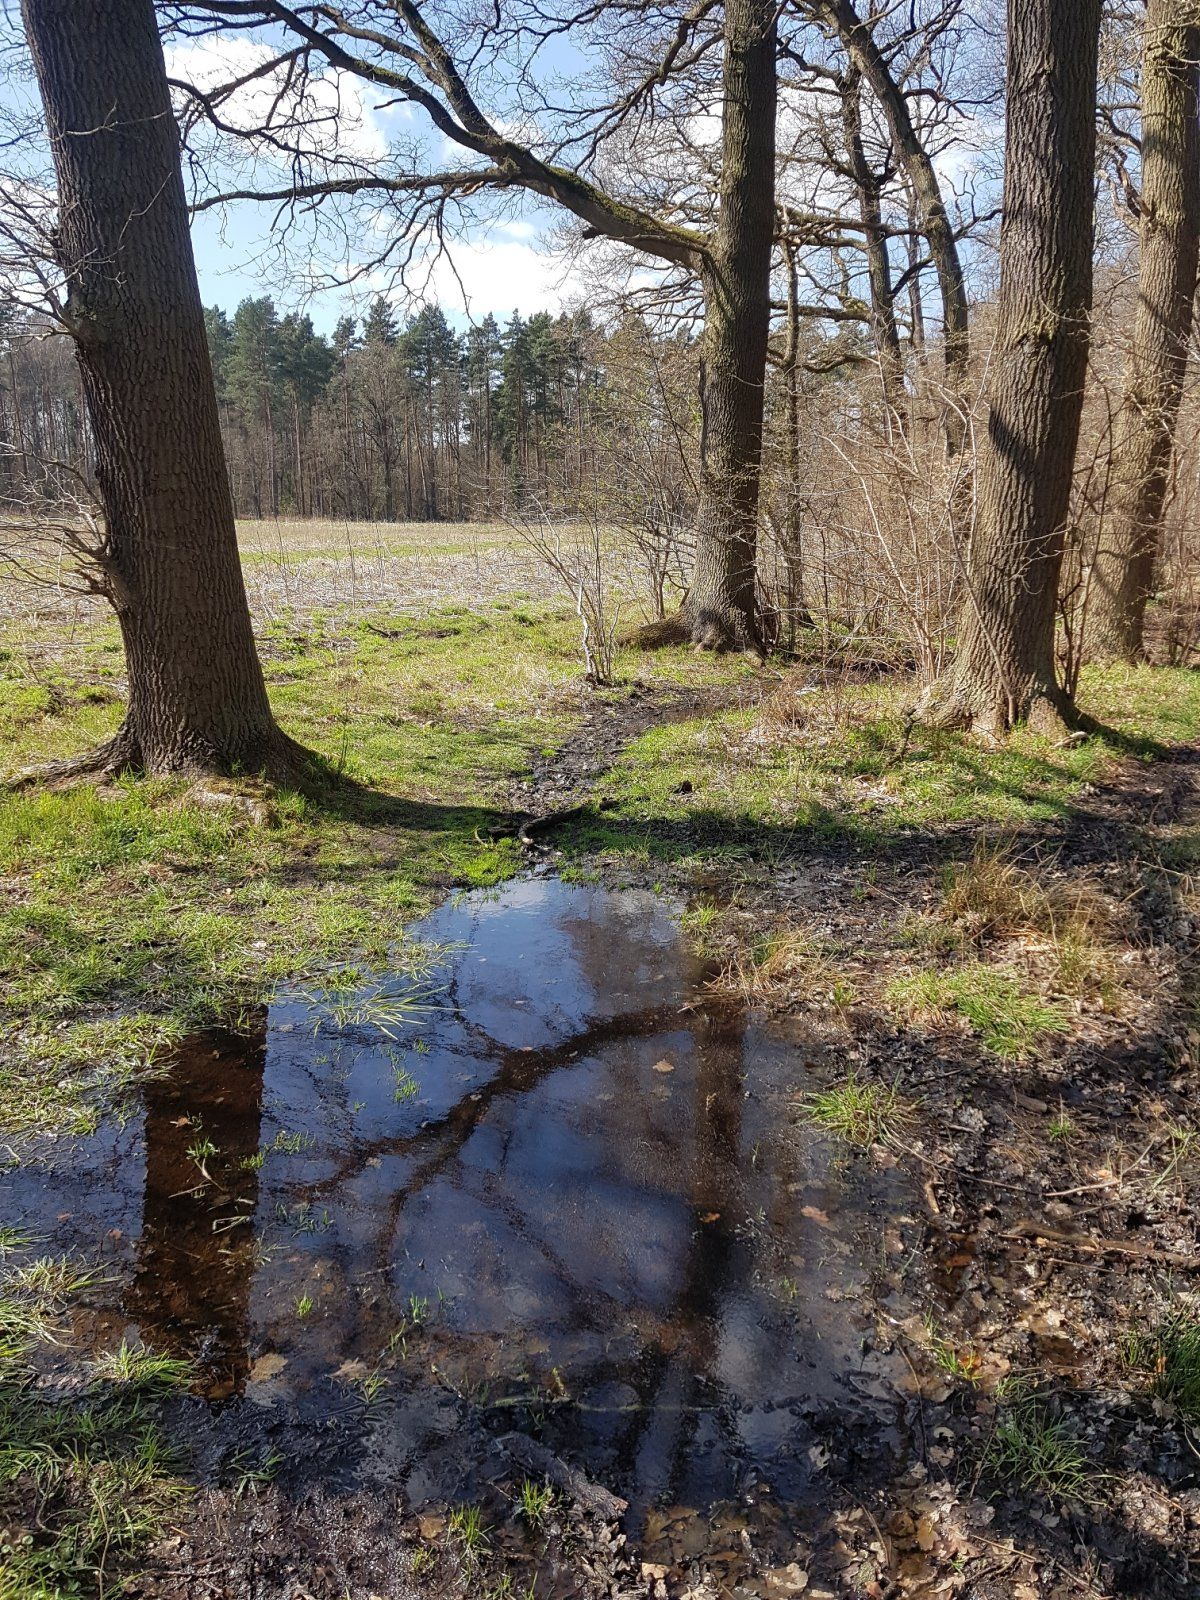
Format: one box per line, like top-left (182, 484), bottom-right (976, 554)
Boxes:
top-left (5, 723), bottom-right (318, 794)
top-left (5, 728), bottom-right (142, 790)
top-left (628, 605), bottom-right (766, 663)
top-left (908, 674), bottom-right (1078, 740)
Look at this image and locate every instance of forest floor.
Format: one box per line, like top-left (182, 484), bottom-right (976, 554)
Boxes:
top-left (2, 523), bottom-right (1200, 1599)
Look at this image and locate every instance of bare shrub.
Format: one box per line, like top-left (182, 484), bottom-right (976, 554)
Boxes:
top-left (508, 508), bottom-right (621, 684)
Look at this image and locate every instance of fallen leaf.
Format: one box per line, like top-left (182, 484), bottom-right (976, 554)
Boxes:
top-left (652, 1059), bottom-right (675, 1074)
top-left (249, 1352), bottom-right (289, 1384)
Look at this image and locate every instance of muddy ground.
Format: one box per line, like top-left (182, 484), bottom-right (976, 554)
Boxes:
top-left (7, 675), bottom-right (1200, 1600)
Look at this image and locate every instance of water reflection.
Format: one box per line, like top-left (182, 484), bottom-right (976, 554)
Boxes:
top-left (8, 878), bottom-right (917, 1542)
top-left (125, 1024), bottom-right (266, 1398)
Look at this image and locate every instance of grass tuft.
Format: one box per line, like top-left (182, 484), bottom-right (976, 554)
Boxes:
top-left (448, 1502), bottom-right (490, 1563)
top-left (801, 1071), bottom-right (911, 1148)
top-left (940, 841), bottom-right (1119, 999)
top-left (985, 1400), bottom-right (1093, 1500)
top-left (1125, 1310), bottom-right (1200, 1418)
top-left (886, 963), bottom-right (1067, 1057)
top-left (0, 1256), bottom-right (188, 1595)
top-left (518, 1477), bottom-right (554, 1528)
top-left (89, 1339), bottom-right (192, 1392)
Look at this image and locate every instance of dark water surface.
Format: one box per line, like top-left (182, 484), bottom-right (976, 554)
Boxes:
top-left (8, 877), bottom-right (925, 1568)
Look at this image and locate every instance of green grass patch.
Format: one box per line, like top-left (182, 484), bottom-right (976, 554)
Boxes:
top-left (801, 1072), bottom-right (911, 1148)
top-left (0, 1249), bottom-right (188, 1597)
top-left (0, 604), bottom-right (582, 1135)
top-left (585, 662), bottom-right (1200, 864)
top-left (985, 1400), bottom-right (1093, 1501)
top-left (1125, 1311), bottom-right (1200, 1418)
top-left (886, 963), bottom-right (1068, 1057)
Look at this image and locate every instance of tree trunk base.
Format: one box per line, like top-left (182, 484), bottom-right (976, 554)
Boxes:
top-left (629, 605), bottom-right (765, 663)
top-left (6, 720), bottom-right (317, 792)
top-left (910, 674), bottom-right (1076, 740)
top-left (1080, 620), bottom-right (1146, 668)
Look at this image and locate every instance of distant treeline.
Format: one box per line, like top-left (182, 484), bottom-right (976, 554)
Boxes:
top-left (0, 296), bottom-right (701, 524)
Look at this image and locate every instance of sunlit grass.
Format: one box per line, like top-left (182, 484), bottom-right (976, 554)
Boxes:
top-left (801, 1071), bottom-right (912, 1148)
top-left (0, 1256), bottom-right (188, 1595)
top-left (0, 604), bottom-right (575, 1134)
top-left (589, 661), bottom-right (1200, 855)
top-left (984, 1400), bottom-right (1093, 1501)
top-left (886, 963), bottom-right (1068, 1058)
top-left (1125, 1310), bottom-right (1200, 1418)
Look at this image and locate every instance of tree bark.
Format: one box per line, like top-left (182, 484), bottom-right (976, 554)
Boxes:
top-left (915, 0), bottom-right (1102, 735)
top-left (839, 66), bottom-right (906, 421)
top-left (820, 0), bottom-right (969, 452)
top-left (21, 0), bottom-right (297, 777)
top-left (1084, 0), bottom-right (1200, 662)
top-left (650, 0), bottom-right (777, 654)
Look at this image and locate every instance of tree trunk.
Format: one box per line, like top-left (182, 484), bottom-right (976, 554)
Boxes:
top-left (822, 0), bottom-right (969, 452)
top-left (1084, 0), bottom-right (1200, 662)
top-left (22, 0), bottom-right (297, 777)
top-left (840, 66), bottom-right (906, 421)
top-left (655, 0), bottom-right (776, 654)
top-left (916, 0), bottom-right (1102, 735)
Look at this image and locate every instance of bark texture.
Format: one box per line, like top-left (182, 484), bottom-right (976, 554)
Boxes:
top-left (917, 0), bottom-right (1102, 734)
top-left (821, 0), bottom-right (968, 451)
top-left (1084, 0), bottom-right (1200, 661)
top-left (671, 0), bottom-right (777, 653)
top-left (22, 0), bottom-right (294, 776)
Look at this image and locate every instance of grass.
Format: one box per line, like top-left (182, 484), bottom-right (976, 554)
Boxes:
top-left (448, 1503), bottom-right (490, 1562)
top-left (984, 1400), bottom-right (1093, 1501)
top-left (4, 594), bottom-right (1199, 1139)
top-left (801, 1071), bottom-right (911, 1148)
top-left (1125, 1310), bottom-right (1200, 1418)
top-left (715, 925), bottom-right (858, 1009)
top-left (583, 661), bottom-right (1200, 858)
top-left (0, 603), bottom-right (586, 1135)
top-left (886, 963), bottom-right (1068, 1058)
top-left (940, 841), bottom-right (1119, 999)
top-left (925, 1316), bottom-right (982, 1386)
top-left (517, 1478), bottom-right (553, 1528)
top-left (235, 515), bottom-right (520, 567)
top-left (1047, 1107), bottom-right (1075, 1141)
top-left (89, 1340), bottom-right (192, 1392)
top-left (0, 1256), bottom-right (188, 1597)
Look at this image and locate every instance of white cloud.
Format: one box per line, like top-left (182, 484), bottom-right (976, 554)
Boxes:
top-left (165, 37), bottom-right (388, 165)
top-left (421, 224), bottom-right (587, 317)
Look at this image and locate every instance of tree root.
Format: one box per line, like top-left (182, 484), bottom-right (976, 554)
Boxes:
top-left (5, 728), bottom-right (142, 790)
top-left (627, 606), bottom-right (765, 663)
top-left (908, 673), bottom-right (1077, 740)
top-left (5, 722), bottom-right (319, 793)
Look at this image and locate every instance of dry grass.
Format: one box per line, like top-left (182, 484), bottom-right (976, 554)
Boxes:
top-left (940, 841), bottom-right (1122, 999)
top-left (714, 926), bottom-right (857, 1010)
top-left (235, 517), bottom-right (521, 562)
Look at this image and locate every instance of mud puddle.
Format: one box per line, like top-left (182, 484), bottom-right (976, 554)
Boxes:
top-left (6, 877), bottom-right (932, 1586)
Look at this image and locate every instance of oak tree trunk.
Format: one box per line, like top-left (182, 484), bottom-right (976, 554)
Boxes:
top-left (674, 0), bottom-right (777, 653)
top-left (21, 0), bottom-right (297, 777)
top-left (1084, 0), bottom-right (1200, 662)
top-left (916, 0), bottom-right (1102, 734)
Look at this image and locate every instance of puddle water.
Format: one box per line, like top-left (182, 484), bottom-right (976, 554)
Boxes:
top-left (7, 877), bottom-right (930, 1573)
